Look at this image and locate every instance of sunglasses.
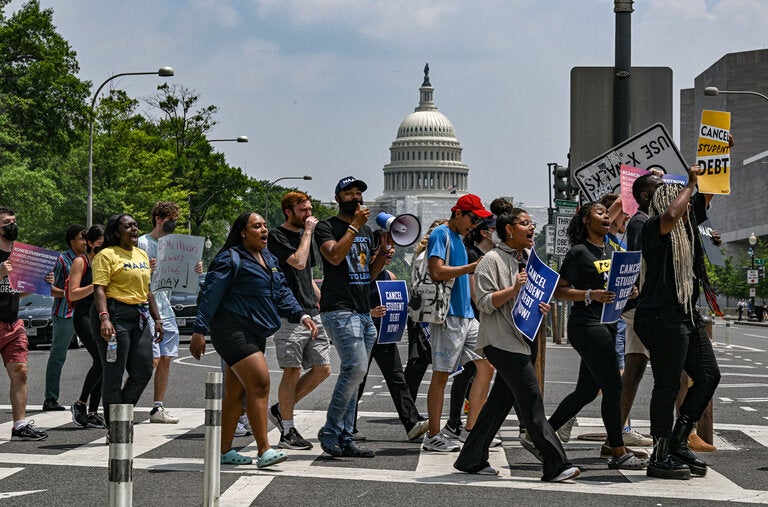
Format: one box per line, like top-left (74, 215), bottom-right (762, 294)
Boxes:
top-left (463, 211), bottom-right (483, 225)
top-left (513, 220), bottom-right (537, 228)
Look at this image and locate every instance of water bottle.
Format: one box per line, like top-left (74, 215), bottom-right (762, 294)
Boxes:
top-left (106, 334), bottom-right (117, 363)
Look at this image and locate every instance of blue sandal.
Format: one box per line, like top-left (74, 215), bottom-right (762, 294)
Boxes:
top-left (221, 449), bottom-right (252, 465)
top-left (257, 448), bottom-right (288, 469)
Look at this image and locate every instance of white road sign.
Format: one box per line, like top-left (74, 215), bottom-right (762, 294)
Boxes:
top-left (545, 224), bottom-right (554, 255)
top-left (573, 123), bottom-right (688, 203)
top-left (554, 214), bottom-right (571, 257)
top-left (747, 269), bottom-right (759, 284)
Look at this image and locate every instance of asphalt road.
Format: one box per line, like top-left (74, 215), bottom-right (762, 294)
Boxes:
top-left (0, 319), bottom-right (766, 506)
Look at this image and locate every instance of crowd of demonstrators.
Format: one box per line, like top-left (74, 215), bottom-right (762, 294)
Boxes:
top-left (422, 194), bottom-right (495, 453)
top-left (67, 225), bottom-right (106, 428)
top-left (43, 224), bottom-right (87, 412)
top-left (314, 176), bottom-right (390, 458)
top-left (0, 207), bottom-right (47, 441)
top-left (91, 213), bottom-right (163, 433)
top-left (138, 201), bottom-right (202, 425)
top-left (267, 192), bottom-right (331, 450)
top-left (634, 165), bottom-right (721, 480)
top-left (544, 203), bottom-right (648, 470)
top-left (190, 212), bottom-right (316, 468)
top-left (352, 252), bottom-right (429, 442)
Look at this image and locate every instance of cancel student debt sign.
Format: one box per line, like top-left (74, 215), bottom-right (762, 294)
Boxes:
top-left (697, 110), bottom-right (731, 195)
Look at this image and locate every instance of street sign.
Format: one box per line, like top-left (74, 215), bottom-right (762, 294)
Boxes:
top-left (755, 258), bottom-right (766, 266)
top-left (554, 214), bottom-right (571, 257)
top-left (555, 199), bottom-right (578, 216)
top-left (750, 287), bottom-right (756, 297)
top-left (747, 269), bottom-right (759, 284)
top-left (573, 123), bottom-right (688, 203)
top-left (545, 224), bottom-right (554, 255)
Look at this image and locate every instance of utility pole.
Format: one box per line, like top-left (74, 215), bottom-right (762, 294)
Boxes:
top-left (614, 0), bottom-right (633, 145)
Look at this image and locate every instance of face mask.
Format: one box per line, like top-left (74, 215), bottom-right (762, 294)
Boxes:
top-left (2, 223), bottom-right (18, 242)
top-left (338, 199), bottom-right (361, 216)
top-left (162, 220), bottom-right (177, 234)
top-left (491, 231), bottom-right (500, 246)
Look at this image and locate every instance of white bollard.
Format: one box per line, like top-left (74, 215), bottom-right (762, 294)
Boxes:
top-left (108, 404), bottom-right (134, 507)
top-left (203, 371), bottom-right (223, 507)
top-left (725, 316), bottom-right (731, 348)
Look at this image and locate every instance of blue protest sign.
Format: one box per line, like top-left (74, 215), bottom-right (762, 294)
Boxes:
top-left (376, 280), bottom-right (409, 344)
top-left (512, 249), bottom-right (559, 342)
top-left (600, 250), bottom-right (642, 324)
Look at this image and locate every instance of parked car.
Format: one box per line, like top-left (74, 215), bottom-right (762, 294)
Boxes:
top-left (19, 294), bottom-right (81, 349)
top-left (170, 273), bottom-right (206, 336)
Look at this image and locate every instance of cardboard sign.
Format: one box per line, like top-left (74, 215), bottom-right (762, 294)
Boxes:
top-left (512, 249), bottom-right (559, 342)
top-left (7, 243), bottom-right (59, 296)
top-left (696, 110), bottom-right (731, 195)
top-left (152, 234), bottom-right (205, 293)
top-left (376, 280), bottom-right (409, 344)
top-left (601, 250), bottom-right (642, 324)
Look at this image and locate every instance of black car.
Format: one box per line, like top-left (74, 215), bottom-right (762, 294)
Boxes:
top-left (19, 294), bottom-right (81, 349)
top-left (170, 273), bottom-right (206, 336)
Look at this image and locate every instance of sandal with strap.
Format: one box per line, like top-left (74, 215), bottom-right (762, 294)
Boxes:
top-left (221, 449), bottom-right (253, 465)
top-left (257, 448), bottom-right (288, 469)
top-left (608, 452), bottom-right (648, 470)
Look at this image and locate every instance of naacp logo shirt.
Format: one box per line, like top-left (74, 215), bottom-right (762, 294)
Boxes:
top-left (91, 246), bottom-right (151, 306)
top-left (559, 241), bottom-right (616, 325)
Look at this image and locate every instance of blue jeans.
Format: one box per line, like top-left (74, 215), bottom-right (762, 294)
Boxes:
top-left (45, 315), bottom-right (74, 401)
top-left (320, 310), bottom-right (376, 444)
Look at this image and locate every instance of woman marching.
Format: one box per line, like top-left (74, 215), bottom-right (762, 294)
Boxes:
top-left (190, 212), bottom-right (317, 468)
top-left (453, 208), bottom-right (579, 481)
top-left (546, 202), bottom-right (647, 470)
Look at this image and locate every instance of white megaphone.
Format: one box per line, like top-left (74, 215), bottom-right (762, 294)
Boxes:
top-left (376, 212), bottom-right (421, 247)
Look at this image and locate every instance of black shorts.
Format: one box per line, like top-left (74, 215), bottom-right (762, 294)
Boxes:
top-left (210, 310), bottom-right (266, 367)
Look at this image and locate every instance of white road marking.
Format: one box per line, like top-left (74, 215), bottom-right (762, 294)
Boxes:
top-left (220, 476), bottom-right (274, 506)
top-left (741, 407), bottom-right (758, 412)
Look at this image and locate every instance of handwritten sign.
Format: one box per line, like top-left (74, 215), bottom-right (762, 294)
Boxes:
top-left (697, 110), bottom-right (731, 195)
top-left (152, 234), bottom-right (204, 293)
top-left (7, 243), bottom-right (59, 296)
top-left (376, 280), bottom-right (409, 344)
top-left (601, 251), bottom-right (642, 323)
top-left (513, 249), bottom-right (559, 342)
top-left (698, 218), bottom-right (725, 267)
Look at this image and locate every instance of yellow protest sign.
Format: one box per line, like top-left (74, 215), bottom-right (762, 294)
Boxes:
top-left (696, 110), bottom-right (731, 194)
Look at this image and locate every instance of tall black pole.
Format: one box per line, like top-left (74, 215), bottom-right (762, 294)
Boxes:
top-left (614, 0), bottom-right (633, 145)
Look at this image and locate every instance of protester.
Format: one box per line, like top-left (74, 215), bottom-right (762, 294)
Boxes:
top-left (634, 165), bottom-right (721, 480)
top-left (91, 213), bottom-right (163, 432)
top-left (44, 224), bottom-right (87, 411)
top-left (67, 224), bottom-right (106, 428)
top-left (0, 207), bottom-right (47, 440)
top-left (454, 207), bottom-right (579, 481)
top-left (190, 212), bottom-right (316, 468)
top-left (267, 192), bottom-right (331, 450)
top-left (314, 176), bottom-right (390, 458)
top-left (545, 202), bottom-right (647, 470)
top-left (422, 194), bottom-right (495, 453)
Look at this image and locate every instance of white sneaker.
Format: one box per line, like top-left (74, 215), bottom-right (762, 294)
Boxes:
top-left (549, 466), bottom-right (580, 482)
top-left (458, 427), bottom-right (502, 447)
top-left (407, 420), bottom-right (430, 441)
top-left (422, 432), bottom-right (460, 452)
top-left (556, 416), bottom-right (577, 443)
top-left (239, 414), bottom-right (252, 434)
top-left (150, 406), bottom-right (179, 424)
top-left (622, 428), bottom-right (653, 447)
top-left (234, 422), bottom-right (251, 437)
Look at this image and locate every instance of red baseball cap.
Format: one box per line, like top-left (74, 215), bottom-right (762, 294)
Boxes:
top-left (451, 194), bottom-right (492, 218)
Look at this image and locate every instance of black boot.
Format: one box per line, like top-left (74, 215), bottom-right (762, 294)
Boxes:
top-left (647, 437), bottom-right (691, 480)
top-left (670, 415), bottom-right (708, 476)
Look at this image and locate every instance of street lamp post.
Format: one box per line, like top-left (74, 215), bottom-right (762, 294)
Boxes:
top-left (87, 67), bottom-right (174, 227)
top-left (704, 86), bottom-right (768, 103)
top-left (749, 232), bottom-right (758, 319)
top-left (264, 175), bottom-right (312, 223)
top-left (209, 136), bottom-right (249, 143)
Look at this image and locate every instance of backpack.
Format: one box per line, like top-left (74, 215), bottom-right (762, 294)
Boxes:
top-left (408, 233), bottom-right (454, 324)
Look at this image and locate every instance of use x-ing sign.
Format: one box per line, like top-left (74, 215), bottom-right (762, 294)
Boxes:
top-left (573, 123), bottom-right (688, 203)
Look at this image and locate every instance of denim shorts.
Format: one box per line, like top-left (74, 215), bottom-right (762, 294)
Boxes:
top-left (275, 315), bottom-right (330, 369)
top-left (146, 316), bottom-right (180, 358)
top-left (430, 316), bottom-right (481, 372)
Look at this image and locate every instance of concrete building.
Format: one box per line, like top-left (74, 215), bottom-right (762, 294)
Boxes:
top-left (680, 49), bottom-right (768, 257)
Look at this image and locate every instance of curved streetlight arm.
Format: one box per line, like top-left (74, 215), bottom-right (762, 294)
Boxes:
top-left (210, 136), bottom-right (249, 143)
top-left (88, 68), bottom-right (174, 226)
top-left (264, 175), bottom-right (313, 222)
top-left (704, 86), bottom-right (768, 103)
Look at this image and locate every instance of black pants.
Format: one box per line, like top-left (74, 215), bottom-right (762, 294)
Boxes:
top-left (634, 310), bottom-right (720, 437)
top-left (73, 304), bottom-right (102, 413)
top-left (448, 361), bottom-right (476, 425)
top-left (548, 322), bottom-right (624, 448)
top-left (454, 346), bottom-right (571, 480)
top-left (91, 301), bottom-right (153, 425)
top-left (356, 342), bottom-right (422, 432)
top-left (404, 318), bottom-right (431, 401)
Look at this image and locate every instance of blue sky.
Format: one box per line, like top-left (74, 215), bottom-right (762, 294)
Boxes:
top-left (10, 0), bottom-right (768, 208)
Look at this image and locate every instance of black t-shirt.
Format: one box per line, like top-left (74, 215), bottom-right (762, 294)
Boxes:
top-left (0, 249), bottom-right (20, 322)
top-left (559, 241), bottom-right (616, 326)
top-left (268, 226), bottom-right (318, 315)
top-left (314, 216), bottom-right (375, 313)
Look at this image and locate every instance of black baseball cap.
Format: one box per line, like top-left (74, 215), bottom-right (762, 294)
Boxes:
top-left (335, 176), bottom-right (368, 195)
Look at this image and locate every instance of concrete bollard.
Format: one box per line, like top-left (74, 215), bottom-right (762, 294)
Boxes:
top-left (203, 371), bottom-right (223, 507)
top-left (725, 316), bottom-right (731, 348)
top-left (108, 404), bottom-right (134, 507)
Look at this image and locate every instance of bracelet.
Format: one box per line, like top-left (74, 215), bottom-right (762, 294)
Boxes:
top-left (347, 225), bottom-right (359, 235)
top-left (584, 289), bottom-right (592, 305)
top-left (98, 311), bottom-right (110, 319)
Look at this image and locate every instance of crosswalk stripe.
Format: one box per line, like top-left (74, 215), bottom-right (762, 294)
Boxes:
top-left (220, 476), bottom-right (274, 506)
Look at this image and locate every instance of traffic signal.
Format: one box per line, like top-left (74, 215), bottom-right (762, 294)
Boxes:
top-left (552, 165), bottom-right (570, 200)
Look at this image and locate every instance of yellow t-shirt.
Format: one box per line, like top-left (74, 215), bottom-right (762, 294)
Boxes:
top-left (91, 246), bottom-right (151, 305)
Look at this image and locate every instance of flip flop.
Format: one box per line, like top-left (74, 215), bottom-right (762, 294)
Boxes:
top-left (221, 449), bottom-right (252, 465)
top-left (608, 452), bottom-right (648, 470)
top-left (257, 448), bottom-right (288, 469)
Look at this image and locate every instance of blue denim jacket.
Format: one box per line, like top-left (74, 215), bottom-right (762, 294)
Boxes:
top-left (193, 246), bottom-right (303, 336)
